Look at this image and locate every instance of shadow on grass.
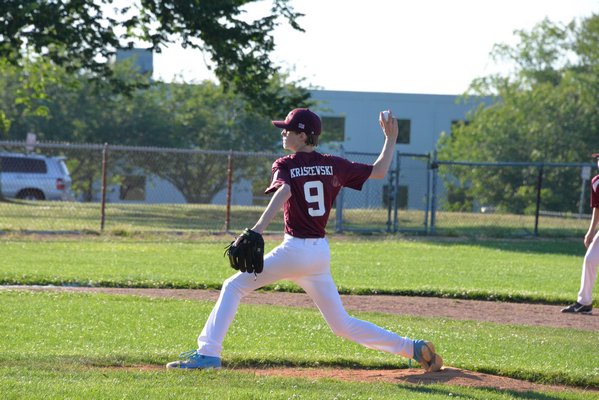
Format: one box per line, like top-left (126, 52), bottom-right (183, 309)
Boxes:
top-left (399, 385), bottom-right (575, 400)
top-left (421, 236), bottom-right (585, 257)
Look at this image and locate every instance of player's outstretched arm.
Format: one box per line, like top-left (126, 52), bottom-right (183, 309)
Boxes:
top-left (251, 184), bottom-right (291, 234)
top-left (370, 110), bottom-right (399, 179)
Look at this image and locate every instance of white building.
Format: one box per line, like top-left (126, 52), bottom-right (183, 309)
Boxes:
top-left (311, 90), bottom-right (480, 154)
top-left (310, 90), bottom-right (485, 210)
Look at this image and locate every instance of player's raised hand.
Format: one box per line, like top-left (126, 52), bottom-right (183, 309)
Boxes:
top-left (379, 110), bottom-right (398, 139)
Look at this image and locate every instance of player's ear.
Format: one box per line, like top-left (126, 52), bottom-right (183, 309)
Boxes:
top-left (299, 132), bottom-right (309, 144)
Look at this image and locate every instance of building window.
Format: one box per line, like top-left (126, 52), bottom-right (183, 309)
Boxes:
top-left (396, 119), bottom-right (411, 144)
top-left (120, 175), bottom-right (146, 201)
top-left (383, 184), bottom-right (408, 209)
top-left (320, 116), bottom-right (345, 143)
top-left (451, 120), bottom-right (470, 134)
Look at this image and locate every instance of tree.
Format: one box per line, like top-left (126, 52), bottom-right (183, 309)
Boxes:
top-left (0, 58), bottom-right (307, 149)
top-left (438, 14), bottom-right (599, 214)
top-left (0, 57), bottom-right (70, 201)
top-left (0, 0), bottom-right (308, 116)
top-left (0, 58), bottom-right (308, 202)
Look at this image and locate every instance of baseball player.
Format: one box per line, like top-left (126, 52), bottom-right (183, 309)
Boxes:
top-left (167, 108), bottom-right (443, 372)
top-left (561, 153), bottom-right (599, 315)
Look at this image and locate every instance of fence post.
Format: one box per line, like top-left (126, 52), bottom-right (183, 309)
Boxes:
top-left (0, 153), bottom-right (3, 202)
top-left (393, 151), bottom-right (400, 233)
top-left (386, 168), bottom-right (394, 233)
top-left (429, 150), bottom-right (439, 234)
top-left (335, 147), bottom-right (345, 233)
top-left (335, 190), bottom-right (344, 233)
top-left (100, 143), bottom-right (108, 232)
top-left (424, 152), bottom-right (431, 234)
top-left (225, 150), bottom-right (233, 232)
top-left (579, 166), bottom-right (591, 218)
top-left (534, 164), bottom-right (544, 237)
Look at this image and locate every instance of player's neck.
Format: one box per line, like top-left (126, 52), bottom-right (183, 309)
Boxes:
top-left (294, 144), bottom-right (315, 153)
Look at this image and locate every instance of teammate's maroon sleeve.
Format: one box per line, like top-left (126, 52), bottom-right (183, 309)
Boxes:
top-left (591, 175), bottom-right (599, 208)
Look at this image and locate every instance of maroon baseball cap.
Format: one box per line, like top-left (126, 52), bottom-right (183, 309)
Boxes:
top-left (272, 108), bottom-right (321, 136)
top-left (593, 153), bottom-right (599, 158)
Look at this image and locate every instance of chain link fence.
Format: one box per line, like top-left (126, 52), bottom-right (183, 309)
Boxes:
top-left (0, 140), bottom-right (594, 237)
top-left (334, 151), bottom-right (386, 233)
top-left (431, 157), bottom-right (594, 237)
top-left (0, 141), bottom-right (279, 233)
top-left (0, 141), bottom-right (407, 234)
top-left (335, 151), bottom-right (430, 234)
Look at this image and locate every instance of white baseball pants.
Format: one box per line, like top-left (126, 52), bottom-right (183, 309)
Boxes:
top-left (197, 234), bottom-right (414, 359)
top-left (578, 231), bottom-right (599, 306)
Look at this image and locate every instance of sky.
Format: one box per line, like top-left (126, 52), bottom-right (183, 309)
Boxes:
top-left (153, 0), bottom-right (598, 95)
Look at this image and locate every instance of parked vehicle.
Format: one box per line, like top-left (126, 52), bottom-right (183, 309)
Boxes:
top-left (0, 152), bottom-right (73, 200)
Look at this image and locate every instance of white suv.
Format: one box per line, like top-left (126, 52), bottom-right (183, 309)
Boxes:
top-left (0, 152), bottom-right (73, 201)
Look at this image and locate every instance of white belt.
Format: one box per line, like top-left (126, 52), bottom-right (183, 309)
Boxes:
top-left (284, 233), bottom-right (325, 245)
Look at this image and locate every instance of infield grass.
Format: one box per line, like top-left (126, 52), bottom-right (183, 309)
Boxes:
top-left (0, 235), bottom-right (590, 305)
top-left (0, 290), bottom-right (597, 399)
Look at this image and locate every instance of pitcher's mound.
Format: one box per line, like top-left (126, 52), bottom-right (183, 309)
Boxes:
top-left (238, 366), bottom-right (591, 393)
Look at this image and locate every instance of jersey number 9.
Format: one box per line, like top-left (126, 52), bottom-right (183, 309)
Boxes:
top-left (304, 181), bottom-right (325, 217)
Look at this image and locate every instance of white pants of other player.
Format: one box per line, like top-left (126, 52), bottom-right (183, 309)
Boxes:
top-left (197, 234), bottom-right (415, 359)
top-left (578, 230), bottom-right (599, 306)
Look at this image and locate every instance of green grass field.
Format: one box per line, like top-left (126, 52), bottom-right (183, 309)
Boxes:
top-left (0, 290), bottom-right (597, 399)
top-left (0, 235), bottom-right (591, 304)
top-left (1, 233), bottom-right (598, 398)
top-left (0, 200), bottom-right (591, 237)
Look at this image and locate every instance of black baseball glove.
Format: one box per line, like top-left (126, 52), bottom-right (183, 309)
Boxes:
top-left (224, 228), bottom-right (264, 275)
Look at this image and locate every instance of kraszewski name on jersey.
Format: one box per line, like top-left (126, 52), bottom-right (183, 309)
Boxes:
top-left (290, 165), bottom-right (334, 179)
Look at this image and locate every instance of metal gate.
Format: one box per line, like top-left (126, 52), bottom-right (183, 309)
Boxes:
top-left (335, 151), bottom-right (431, 234)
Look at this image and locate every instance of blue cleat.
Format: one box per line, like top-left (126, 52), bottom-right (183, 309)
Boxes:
top-left (413, 340), bottom-right (443, 372)
top-left (166, 350), bottom-right (222, 370)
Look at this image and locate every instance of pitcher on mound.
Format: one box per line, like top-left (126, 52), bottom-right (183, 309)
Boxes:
top-left (167, 108), bottom-right (443, 373)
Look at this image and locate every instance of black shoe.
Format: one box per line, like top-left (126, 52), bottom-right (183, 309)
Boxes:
top-left (561, 302), bottom-right (593, 314)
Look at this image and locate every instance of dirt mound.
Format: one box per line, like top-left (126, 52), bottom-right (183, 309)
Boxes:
top-left (239, 366), bottom-right (589, 393)
top-left (122, 364), bottom-right (594, 394)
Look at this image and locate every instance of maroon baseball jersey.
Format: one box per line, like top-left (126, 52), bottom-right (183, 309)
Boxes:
top-left (591, 174), bottom-right (599, 208)
top-left (265, 151), bottom-right (373, 238)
